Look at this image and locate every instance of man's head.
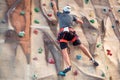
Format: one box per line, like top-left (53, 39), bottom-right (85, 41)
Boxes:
top-left (63, 6), bottom-right (71, 13)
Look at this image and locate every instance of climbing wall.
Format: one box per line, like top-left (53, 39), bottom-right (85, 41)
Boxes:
top-left (0, 0), bottom-right (120, 80)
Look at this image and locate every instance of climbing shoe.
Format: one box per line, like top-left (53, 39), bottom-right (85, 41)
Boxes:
top-left (58, 71), bottom-right (66, 76)
top-left (90, 58), bottom-right (99, 66)
top-left (58, 66), bottom-right (71, 76)
top-left (62, 66), bottom-right (71, 73)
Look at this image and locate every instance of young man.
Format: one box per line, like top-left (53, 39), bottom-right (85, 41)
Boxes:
top-left (51, 0), bottom-right (99, 76)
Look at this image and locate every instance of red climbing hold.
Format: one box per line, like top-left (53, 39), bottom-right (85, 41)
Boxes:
top-left (106, 49), bottom-right (111, 53)
top-left (48, 58), bottom-right (55, 64)
top-left (73, 70), bottom-right (78, 76)
top-left (107, 52), bottom-right (112, 56)
top-left (33, 29), bottom-right (38, 35)
top-left (47, 13), bottom-right (52, 17)
top-left (43, 3), bottom-right (46, 6)
top-left (33, 57), bottom-right (38, 61)
top-left (106, 49), bottom-right (112, 56)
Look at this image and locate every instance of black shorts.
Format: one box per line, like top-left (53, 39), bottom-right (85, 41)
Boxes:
top-left (58, 31), bottom-right (81, 49)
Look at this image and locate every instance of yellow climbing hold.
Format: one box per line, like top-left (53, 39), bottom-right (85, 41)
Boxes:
top-left (89, 11), bottom-right (94, 17)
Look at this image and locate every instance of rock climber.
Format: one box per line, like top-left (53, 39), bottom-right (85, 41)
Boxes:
top-left (51, 0), bottom-right (99, 76)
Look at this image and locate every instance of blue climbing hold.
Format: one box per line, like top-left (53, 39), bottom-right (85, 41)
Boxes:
top-left (76, 55), bottom-right (82, 60)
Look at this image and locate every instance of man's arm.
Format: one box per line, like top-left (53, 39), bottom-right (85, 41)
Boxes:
top-left (51, 0), bottom-right (58, 15)
top-left (76, 18), bottom-right (83, 24)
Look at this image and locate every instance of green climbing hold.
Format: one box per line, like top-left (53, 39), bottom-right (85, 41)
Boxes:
top-left (34, 20), bottom-right (40, 24)
top-left (101, 73), bottom-right (105, 77)
top-left (96, 43), bottom-right (101, 48)
top-left (20, 11), bottom-right (25, 15)
top-left (34, 8), bottom-right (39, 12)
top-left (18, 31), bottom-right (25, 37)
top-left (90, 19), bottom-right (95, 23)
top-left (107, 66), bottom-right (108, 70)
top-left (38, 48), bottom-right (43, 53)
top-left (85, 0), bottom-right (89, 4)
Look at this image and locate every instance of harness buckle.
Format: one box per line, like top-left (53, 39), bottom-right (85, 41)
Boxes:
top-left (63, 27), bottom-right (69, 32)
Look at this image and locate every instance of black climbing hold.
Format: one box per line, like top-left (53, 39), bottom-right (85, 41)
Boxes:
top-left (118, 10), bottom-right (120, 12)
top-left (50, 2), bottom-right (54, 8)
top-left (1, 20), bottom-right (6, 23)
top-left (85, 0), bottom-right (89, 4)
top-left (101, 73), bottom-right (105, 77)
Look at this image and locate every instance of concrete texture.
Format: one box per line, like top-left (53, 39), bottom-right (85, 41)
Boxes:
top-left (0, 0), bottom-right (120, 80)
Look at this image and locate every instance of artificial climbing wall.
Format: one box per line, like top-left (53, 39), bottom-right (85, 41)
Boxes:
top-left (0, 0), bottom-right (120, 80)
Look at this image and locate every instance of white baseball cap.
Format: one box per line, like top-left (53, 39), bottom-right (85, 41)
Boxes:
top-left (63, 6), bottom-right (71, 13)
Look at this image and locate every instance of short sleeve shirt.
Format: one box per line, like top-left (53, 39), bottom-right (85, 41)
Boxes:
top-left (57, 12), bottom-right (77, 28)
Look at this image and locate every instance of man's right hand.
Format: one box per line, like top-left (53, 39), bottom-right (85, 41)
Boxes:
top-left (51, 0), bottom-right (58, 14)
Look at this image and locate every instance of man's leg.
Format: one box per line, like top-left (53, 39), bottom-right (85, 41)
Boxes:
top-left (79, 44), bottom-right (93, 59)
top-left (58, 42), bottom-right (71, 76)
top-left (79, 44), bottom-right (99, 66)
top-left (61, 48), bottom-right (71, 67)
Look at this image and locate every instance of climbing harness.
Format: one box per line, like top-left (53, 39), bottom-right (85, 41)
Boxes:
top-left (58, 27), bottom-right (78, 43)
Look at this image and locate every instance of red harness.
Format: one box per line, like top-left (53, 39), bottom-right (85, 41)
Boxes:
top-left (58, 27), bottom-right (77, 43)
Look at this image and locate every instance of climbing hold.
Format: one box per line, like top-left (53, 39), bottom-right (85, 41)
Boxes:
top-left (107, 66), bottom-right (109, 70)
top-left (106, 49), bottom-right (112, 56)
top-left (47, 13), bottom-right (52, 17)
top-left (43, 3), bottom-right (46, 6)
top-left (103, 8), bottom-right (107, 12)
top-left (85, 0), bottom-right (89, 4)
top-left (20, 11), bottom-right (25, 15)
top-left (108, 8), bottom-right (112, 12)
top-left (34, 20), bottom-right (40, 24)
top-left (118, 10), bottom-right (120, 12)
top-left (115, 20), bottom-right (119, 24)
top-left (1, 20), bottom-right (6, 23)
top-left (96, 43), bottom-right (101, 48)
top-left (76, 54), bottom-right (82, 60)
top-left (32, 74), bottom-right (37, 80)
top-left (101, 73), bottom-right (105, 77)
top-left (112, 25), bottom-right (115, 28)
top-left (33, 57), bottom-right (38, 61)
top-left (73, 70), bottom-right (78, 76)
top-left (107, 49), bottom-right (111, 53)
top-left (107, 52), bottom-right (112, 56)
top-left (33, 29), bottom-right (38, 35)
top-left (38, 48), bottom-right (43, 53)
top-left (34, 8), bottom-right (39, 12)
top-left (48, 58), bottom-right (55, 64)
top-left (89, 11), bottom-right (94, 17)
top-left (90, 19), bottom-right (95, 23)
top-left (109, 76), bottom-right (112, 80)
top-left (50, 2), bottom-right (54, 8)
top-left (18, 31), bottom-right (25, 37)
top-left (92, 32), bottom-right (97, 36)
